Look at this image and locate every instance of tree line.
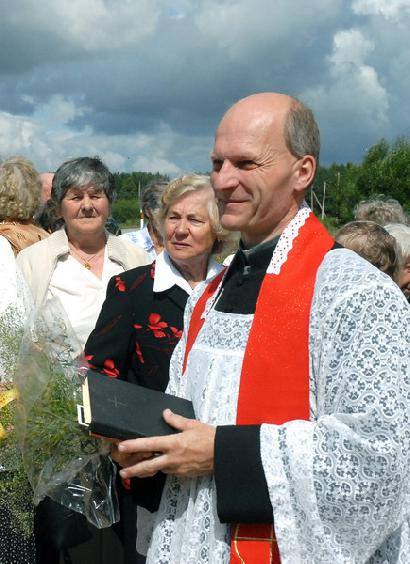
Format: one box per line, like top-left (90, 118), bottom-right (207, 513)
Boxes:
top-left (112, 137), bottom-right (410, 226)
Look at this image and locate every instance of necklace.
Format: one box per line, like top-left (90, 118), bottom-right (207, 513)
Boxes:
top-left (69, 245), bottom-right (104, 269)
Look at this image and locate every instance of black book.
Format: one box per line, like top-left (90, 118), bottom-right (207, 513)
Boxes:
top-left (78, 370), bottom-right (195, 440)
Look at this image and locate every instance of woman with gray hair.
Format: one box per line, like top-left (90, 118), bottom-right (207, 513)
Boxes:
top-left (85, 174), bottom-right (233, 563)
top-left (384, 223), bottom-right (410, 302)
top-left (17, 157), bottom-right (149, 348)
top-left (0, 156), bottom-right (48, 255)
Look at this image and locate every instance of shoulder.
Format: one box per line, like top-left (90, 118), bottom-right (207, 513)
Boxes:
top-left (314, 248), bottom-right (409, 316)
top-left (107, 233), bottom-right (150, 269)
top-left (17, 229), bottom-right (65, 260)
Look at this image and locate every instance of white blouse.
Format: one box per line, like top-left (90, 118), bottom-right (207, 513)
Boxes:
top-left (47, 247), bottom-right (124, 349)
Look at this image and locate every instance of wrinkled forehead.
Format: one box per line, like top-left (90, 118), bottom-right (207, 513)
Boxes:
top-left (213, 106), bottom-right (287, 157)
top-left (64, 183), bottom-right (105, 195)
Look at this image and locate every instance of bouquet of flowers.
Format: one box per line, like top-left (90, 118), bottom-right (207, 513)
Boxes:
top-left (13, 298), bottom-right (119, 530)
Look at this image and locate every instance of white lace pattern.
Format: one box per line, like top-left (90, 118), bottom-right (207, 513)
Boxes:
top-left (145, 227), bottom-right (410, 563)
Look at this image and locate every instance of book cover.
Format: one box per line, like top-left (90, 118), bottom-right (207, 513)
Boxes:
top-left (78, 370), bottom-right (195, 440)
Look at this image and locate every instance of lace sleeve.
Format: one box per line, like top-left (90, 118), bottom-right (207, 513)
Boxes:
top-left (260, 252), bottom-right (410, 563)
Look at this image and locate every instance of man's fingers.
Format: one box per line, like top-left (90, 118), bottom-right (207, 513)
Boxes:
top-left (119, 453), bottom-right (167, 479)
top-left (118, 435), bottom-right (168, 454)
top-left (162, 408), bottom-right (196, 431)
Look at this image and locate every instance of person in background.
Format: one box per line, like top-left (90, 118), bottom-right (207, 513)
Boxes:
top-left (17, 156), bottom-right (149, 350)
top-left (86, 174), bottom-right (232, 563)
top-left (17, 156), bottom-right (150, 564)
top-left (0, 156), bottom-right (48, 255)
top-left (335, 220), bottom-right (397, 277)
top-left (384, 223), bottom-right (410, 302)
top-left (39, 172), bottom-right (54, 202)
top-left (120, 180), bottom-right (168, 259)
top-left (354, 196), bottom-right (408, 226)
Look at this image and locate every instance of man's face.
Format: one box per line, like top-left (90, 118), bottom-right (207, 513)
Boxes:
top-left (211, 104), bottom-right (306, 246)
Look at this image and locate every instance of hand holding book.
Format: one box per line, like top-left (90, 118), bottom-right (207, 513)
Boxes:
top-left (116, 408), bottom-right (216, 480)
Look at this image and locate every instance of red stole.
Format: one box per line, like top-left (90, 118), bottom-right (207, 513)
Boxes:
top-left (183, 212), bottom-right (334, 563)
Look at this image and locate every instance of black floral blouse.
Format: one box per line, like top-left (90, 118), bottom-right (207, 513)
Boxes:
top-left (85, 261), bottom-right (188, 393)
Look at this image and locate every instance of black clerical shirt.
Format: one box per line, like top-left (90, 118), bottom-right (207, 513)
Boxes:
top-left (214, 237), bottom-right (280, 525)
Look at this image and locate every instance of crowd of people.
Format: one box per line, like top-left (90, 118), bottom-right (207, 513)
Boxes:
top-left (0, 91), bottom-right (409, 564)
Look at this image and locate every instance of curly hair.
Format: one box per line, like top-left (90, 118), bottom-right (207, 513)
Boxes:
top-left (0, 156), bottom-right (42, 221)
top-left (336, 220), bottom-right (397, 277)
top-left (354, 197), bottom-right (408, 226)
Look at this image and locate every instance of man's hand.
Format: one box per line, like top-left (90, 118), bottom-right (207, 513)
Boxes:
top-left (116, 409), bottom-right (216, 479)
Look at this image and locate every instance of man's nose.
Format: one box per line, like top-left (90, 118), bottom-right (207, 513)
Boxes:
top-left (212, 161), bottom-right (239, 192)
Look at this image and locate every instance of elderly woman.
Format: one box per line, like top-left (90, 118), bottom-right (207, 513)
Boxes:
top-left (0, 156), bottom-right (48, 255)
top-left (17, 157), bottom-right (149, 350)
top-left (85, 174), bottom-right (232, 563)
top-left (120, 180), bottom-right (168, 259)
top-left (385, 223), bottom-right (410, 302)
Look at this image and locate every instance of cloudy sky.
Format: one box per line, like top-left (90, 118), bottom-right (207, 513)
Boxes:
top-left (1, 0), bottom-right (410, 176)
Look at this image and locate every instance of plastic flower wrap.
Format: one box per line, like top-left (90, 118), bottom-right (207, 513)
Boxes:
top-left (0, 302), bottom-right (33, 538)
top-left (14, 297), bottom-right (119, 529)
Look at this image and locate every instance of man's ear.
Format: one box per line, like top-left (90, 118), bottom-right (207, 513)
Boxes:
top-left (294, 155), bottom-right (316, 193)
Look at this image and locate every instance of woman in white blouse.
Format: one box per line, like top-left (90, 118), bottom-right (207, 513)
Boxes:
top-left (17, 156), bottom-right (149, 350)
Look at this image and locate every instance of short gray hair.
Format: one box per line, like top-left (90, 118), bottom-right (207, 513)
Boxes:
top-left (354, 198), bottom-right (408, 226)
top-left (284, 99), bottom-right (320, 164)
top-left (51, 156), bottom-right (116, 205)
top-left (384, 223), bottom-right (410, 265)
top-left (141, 180), bottom-right (168, 216)
top-left (157, 174), bottom-right (237, 258)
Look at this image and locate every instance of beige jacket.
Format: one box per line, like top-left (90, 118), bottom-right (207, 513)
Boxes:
top-left (17, 228), bottom-right (150, 306)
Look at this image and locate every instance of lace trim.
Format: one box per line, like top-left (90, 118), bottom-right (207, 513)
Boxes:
top-left (267, 203), bottom-right (310, 275)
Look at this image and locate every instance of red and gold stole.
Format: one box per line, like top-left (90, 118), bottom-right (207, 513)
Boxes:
top-left (183, 211), bottom-right (334, 563)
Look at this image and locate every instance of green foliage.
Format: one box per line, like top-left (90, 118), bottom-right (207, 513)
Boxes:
top-left (112, 198), bottom-right (140, 223)
top-left (113, 172), bottom-right (169, 201)
top-left (310, 136), bottom-right (409, 223)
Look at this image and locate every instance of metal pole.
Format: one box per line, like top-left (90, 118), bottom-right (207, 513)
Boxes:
top-left (322, 181), bottom-right (326, 219)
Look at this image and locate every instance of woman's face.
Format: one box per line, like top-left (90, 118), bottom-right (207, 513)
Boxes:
top-left (164, 188), bottom-right (216, 267)
top-left (397, 259), bottom-right (410, 301)
top-left (59, 184), bottom-right (110, 237)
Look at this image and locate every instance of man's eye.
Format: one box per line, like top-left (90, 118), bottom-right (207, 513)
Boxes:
top-left (238, 160), bottom-right (256, 170)
top-left (212, 159), bottom-right (223, 171)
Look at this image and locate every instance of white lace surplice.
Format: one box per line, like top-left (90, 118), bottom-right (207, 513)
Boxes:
top-left (146, 211), bottom-right (410, 564)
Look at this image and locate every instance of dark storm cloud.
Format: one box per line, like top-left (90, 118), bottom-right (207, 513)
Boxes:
top-left (0, 0), bottom-right (409, 173)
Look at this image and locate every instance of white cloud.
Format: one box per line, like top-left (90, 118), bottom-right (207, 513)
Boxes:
top-left (0, 95), bottom-right (187, 175)
top-left (194, 0), bottom-right (343, 59)
top-left (302, 28), bottom-right (389, 131)
top-left (352, 0), bottom-right (410, 18)
top-left (2, 0), bottom-right (160, 55)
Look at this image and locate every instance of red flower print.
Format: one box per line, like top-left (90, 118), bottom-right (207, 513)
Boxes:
top-left (133, 323), bottom-right (143, 330)
top-left (84, 354), bottom-right (96, 369)
top-left (147, 313), bottom-right (168, 338)
top-left (102, 359), bottom-right (119, 378)
top-left (170, 326), bottom-right (183, 339)
top-left (121, 478), bottom-right (131, 491)
top-left (135, 341), bottom-right (145, 364)
top-left (115, 276), bottom-right (126, 292)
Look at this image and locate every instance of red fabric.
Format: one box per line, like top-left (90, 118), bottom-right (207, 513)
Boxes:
top-left (184, 214), bottom-right (334, 564)
top-left (182, 269), bottom-right (225, 373)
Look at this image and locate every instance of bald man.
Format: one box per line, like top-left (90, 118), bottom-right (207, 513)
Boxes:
top-left (114, 94), bottom-right (409, 563)
top-left (39, 171), bottom-right (54, 202)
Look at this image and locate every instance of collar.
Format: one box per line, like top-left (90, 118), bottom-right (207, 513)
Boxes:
top-left (153, 250), bottom-right (223, 296)
top-left (50, 228), bottom-right (131, 269)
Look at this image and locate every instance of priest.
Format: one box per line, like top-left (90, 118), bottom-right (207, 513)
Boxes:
top-left (113, 93), bottom-right (410, 563)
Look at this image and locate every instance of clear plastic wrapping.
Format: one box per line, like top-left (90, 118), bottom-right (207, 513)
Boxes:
top-left (14, 298), bottom-right (119, 528)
